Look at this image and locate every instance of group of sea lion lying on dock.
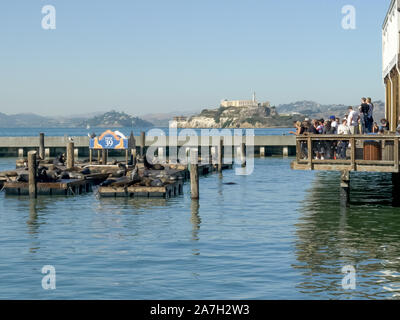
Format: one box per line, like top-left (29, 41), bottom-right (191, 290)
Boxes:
top-left (2, 154), bottom-right (183, 188)
top-left (99, 156), bottom-right (181, 188)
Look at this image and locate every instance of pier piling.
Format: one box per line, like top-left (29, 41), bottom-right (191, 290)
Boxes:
top-left (190, 149), bottom-right (199, 199)
top-left (218, 139), bottom-right (223, 172)
top-left (101, 150), bottom-right (107, 165)
top-left (260, 147), bottom-right (265, 157)
top-left (67, 142), bottom-right (75, 169)
top-left (39, 133), bottom-right (45, 160)
top-left (18, 148), bottom-right (24, 159)
top-left (28, 151), bottom-right (37, 198)
top-left (140, 131), bottom-right (146, 157)
top-left (340, 170), bottom-right (350, 207)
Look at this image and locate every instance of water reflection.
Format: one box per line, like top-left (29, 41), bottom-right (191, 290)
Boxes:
top-left (294, 171), bottom-right (400, 299)
top-left (190, 200), bottom-right (201, 242)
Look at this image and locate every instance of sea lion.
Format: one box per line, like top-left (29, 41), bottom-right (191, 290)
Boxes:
top-left (80, 168), bottom-right (91, 175)
top-left (150, 179), bottom-right (163, 187)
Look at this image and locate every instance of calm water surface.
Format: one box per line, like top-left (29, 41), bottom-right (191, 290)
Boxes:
top-left (1, 157), bottom-right (400, 299)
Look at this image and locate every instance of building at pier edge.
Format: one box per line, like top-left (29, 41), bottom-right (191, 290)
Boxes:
top-left (383, 0), bottom-right (400, 131)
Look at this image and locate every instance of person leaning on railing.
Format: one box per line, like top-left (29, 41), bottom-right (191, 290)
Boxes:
top-left (337, 119), bottom-right (351, 160)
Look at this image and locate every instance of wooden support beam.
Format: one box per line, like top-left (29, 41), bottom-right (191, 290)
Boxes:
top-left (140, 131), bottom-right (146, 157)
top-left (395, 138), bottom-right (399, 172)
top-left (18, 148), bottom-right (24, 159)
top-left (28, 151), bottom-right (37, 198)
top-left (218, 139), bottom-right (223, 172)
top-left (101, 149), bottom-right (107, 165)
top-left (260, 147), bottom-right (265, 158)
top-left (190, 149), bottom-right (199, 199)
top-left (89, 149), bottom-right (93, 165)
top-left (282, 146), bottom-right (289, 157)
top-left (350, 137), bottom-right (356, 171)
top-left (39, 133), bottom-right (45, 160)
top-left (45, 148), bottom-right (50, 159)
top-left (67, 142), bottom-right (74, 169)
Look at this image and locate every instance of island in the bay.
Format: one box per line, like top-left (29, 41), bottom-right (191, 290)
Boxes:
top-left (173, 93), bottom-right (385, 129)
top-left (0, 95), bottom-right (385, 128)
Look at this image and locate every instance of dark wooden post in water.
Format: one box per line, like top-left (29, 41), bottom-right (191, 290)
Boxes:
top-left (218, 138), bottom-right (223, 172)
top-left (39, 133), bottom-right (45, 160)
top-left (340, 170), bottom-right (350, 207)
top-left (129, 131), bottom-right (136, 166)
top-left (28, 151), bottom-right (37, 198)
top-left (89, 149), bottom-right (93, 165)
top-left (190, 149), bottom-right (199, 199)
top-left (67, 142), bottom-right (74, 169)
top-left (101, 150), bottom-right (107, 165)
top-left (97, 150), bottom-right (101, 163)
top-left (140, 131), bottom-right (146, 157)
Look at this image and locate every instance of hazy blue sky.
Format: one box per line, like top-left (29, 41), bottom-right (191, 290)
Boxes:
top-left (0, 0), bottom-right (391, 116)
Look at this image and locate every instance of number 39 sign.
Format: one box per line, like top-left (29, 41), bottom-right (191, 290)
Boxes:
top-left (90, 130), bottom-right (128, 150)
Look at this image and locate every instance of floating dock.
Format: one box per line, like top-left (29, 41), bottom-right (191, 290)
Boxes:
top-left (3, 179), bottom-right (93, 196)
top-left (98, 179), bottom-right (184, 198)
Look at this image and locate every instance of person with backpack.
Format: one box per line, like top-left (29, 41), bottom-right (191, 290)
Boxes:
top-left (366, 97), bottom-right (374, 133)
top-left (360, 97), bottom-right (370, 133)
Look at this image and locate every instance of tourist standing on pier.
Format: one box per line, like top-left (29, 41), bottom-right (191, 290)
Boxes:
top-left (347, 107), bottom-right (359, 134)
top-left (381, 118), bottom-right (390, 131)
top-left (372, 122), bottom-right (379, 133)
top-left (359, 98), bottom-right (370, 133)
top-left (337, 119), bottom-right (351, 159)
top-left (367, 97), bottom-right (374, 133)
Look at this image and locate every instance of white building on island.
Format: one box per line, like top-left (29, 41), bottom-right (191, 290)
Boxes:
top-left (221, 92), bottom-right (269, 108)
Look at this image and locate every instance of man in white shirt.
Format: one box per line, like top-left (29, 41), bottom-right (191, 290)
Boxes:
top-left (338, 119), bottom-right (351, 135)
top-left (337, 119), bottom-right (350, 159)
top-left (347, 106), bottom-right (359, 134)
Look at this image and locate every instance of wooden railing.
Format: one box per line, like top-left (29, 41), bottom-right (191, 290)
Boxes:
top-left (294, 135), bottom-right (400, 172)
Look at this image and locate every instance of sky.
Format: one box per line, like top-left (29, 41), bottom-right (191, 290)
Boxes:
top-left (0, 0), bottom-right (392, 116)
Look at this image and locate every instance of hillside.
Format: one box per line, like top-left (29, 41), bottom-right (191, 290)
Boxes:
top-left (174, 100), bottom-right (386, 128)
top-left (79, 110), bottom-right (153, 128)
top-left (277, 100), bottom-right (385, 122)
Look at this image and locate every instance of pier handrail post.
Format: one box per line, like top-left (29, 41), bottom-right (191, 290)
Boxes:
top-left (218, 138), bottom-right (223, 172)
top-left (28, 151), bottom-right (37, 199)
top-left (89, 149), bottom-right (93, 165)
top-left (67, 142), bottom-right (74, 169)
top-left (39, 133), bottom-right (45, 160)
top-left (307, 136), bottom-right (312, 170)
top-left (296, 137), bottom-right (300, 162)
top-left (395, 137), bottom-right (399, 172)
top-left (350, 137), bottom-right (356, 171)
top-left (190, 149), bottom-right (199, 199)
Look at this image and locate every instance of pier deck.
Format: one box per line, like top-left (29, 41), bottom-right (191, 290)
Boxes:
top-left (291, 135), bottom-right (400, 173)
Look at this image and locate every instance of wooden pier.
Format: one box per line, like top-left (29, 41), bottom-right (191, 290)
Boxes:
top-left (291, 135), bottom-right (400, 206)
